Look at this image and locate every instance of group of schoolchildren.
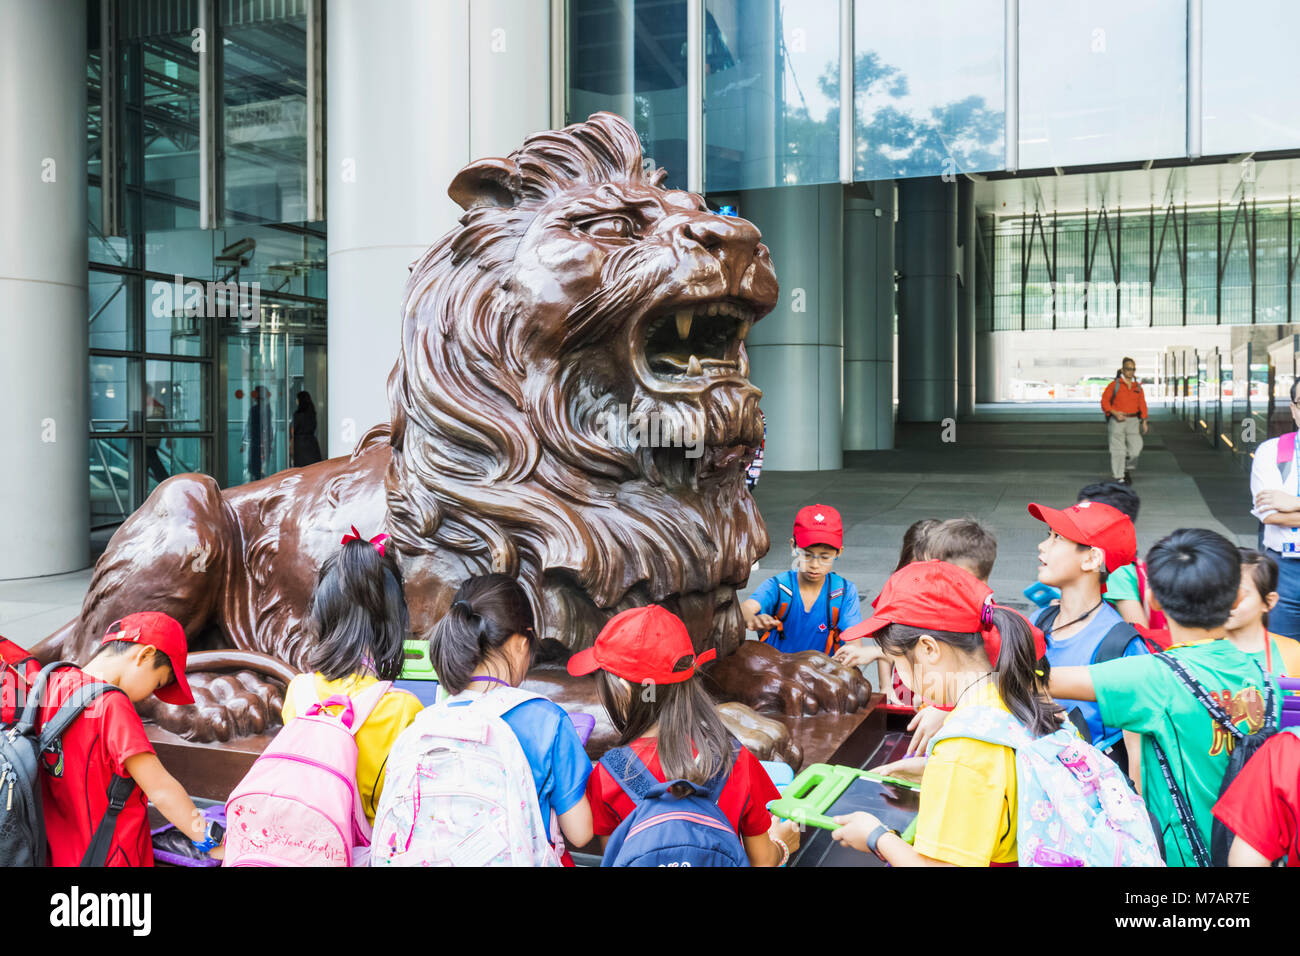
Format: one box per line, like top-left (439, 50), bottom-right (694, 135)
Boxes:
top-left (9, 483), bottom-right (1300, 867)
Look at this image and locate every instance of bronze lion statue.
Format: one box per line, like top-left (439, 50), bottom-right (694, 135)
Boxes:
top-left (37, 113), bottom-right (868, 760)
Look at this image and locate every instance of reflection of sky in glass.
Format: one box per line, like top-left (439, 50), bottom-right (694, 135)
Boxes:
top-left (1019, 0), bottom-right (1184, 168)
top-left (704, 0), bottom-right (840, 191)
top-left (854, 0), bottom-right (1005, 181)
top-left (1203, 0), bottom-right (1300, 154)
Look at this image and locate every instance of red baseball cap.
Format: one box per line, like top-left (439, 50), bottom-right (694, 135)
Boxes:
top-left (794, 504), bottom-right (843, 551)
top-left (102, 612), bottom-right (194, 705)
top-left (840, 561), bottom-right (1046, 663)
top-left (1027, 500), bottom-right (1137, 573)
top-left (566, 605), bottom-right (716, 685)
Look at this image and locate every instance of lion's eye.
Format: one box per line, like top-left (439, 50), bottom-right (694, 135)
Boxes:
top-left (578, 216), bottom-right (635, 240)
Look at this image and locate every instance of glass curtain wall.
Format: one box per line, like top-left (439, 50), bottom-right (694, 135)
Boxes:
top-left (853, 0), bottom-right (1004, 181)
top-left (703, 0), bottom-right (839, 191)
top-left (89, 0), bottom-right (325, 528)
top-left (1018, 0), bottom-right (1185, 169)
top-left (567, 0), bottom-right (689, 189)
top-left (988, 199), bottom-right (1300, 331)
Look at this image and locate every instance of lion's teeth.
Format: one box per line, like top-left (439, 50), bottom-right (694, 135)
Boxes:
top-left (676, 310), bottom-right (693, 340)
top-left (687, 355), bottom-right (703, 376)
top-left (707, 303), bottom-right (719, 316)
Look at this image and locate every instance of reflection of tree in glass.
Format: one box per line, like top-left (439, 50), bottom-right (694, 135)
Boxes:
top-left (782, 50), bottom-right (1002, 181)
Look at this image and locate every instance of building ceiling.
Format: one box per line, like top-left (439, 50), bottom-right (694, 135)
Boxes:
top-left (974, 154), bottom-right (1300, 218)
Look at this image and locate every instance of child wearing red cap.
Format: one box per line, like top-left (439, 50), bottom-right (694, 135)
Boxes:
top-left (40, 612), bottom-right (220, 866)
top-left (1049, 529), bottom-right (1284, 866)
top-left (1028, 499), bottom-right (1149, 754)
top-left (570, 605), bottom-right (800, 865)
top-left (831, 562), bottom-right (1062, 866)
top-left (741, 504), bottom-right (862, 656)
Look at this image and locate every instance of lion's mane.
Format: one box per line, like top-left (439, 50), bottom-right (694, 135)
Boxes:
top-left (383, 113), bottom-right (770, 652)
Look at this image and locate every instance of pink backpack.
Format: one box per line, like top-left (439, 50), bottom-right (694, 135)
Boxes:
top-left (223, 675), bottom-right (391, 867)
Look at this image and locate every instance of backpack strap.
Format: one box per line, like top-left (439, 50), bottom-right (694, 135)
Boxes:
top-left (761, 572), bottom-right (797, 645)
top-left (1091, 621), bottom-right (1153, 664)
top-left (343, 680), bottom-right (394, 734)
top-left (600, 736), bottom-right (741, 806)
top-left (928, 703), bottom-right (1026, 753)
top-left (1147, 736), bottom-right (1211, 867)
top-left (80, 774), bottom-right (136, 867)
top-left (38, 681), bottom-right (128, 757)
top-left (1156, 654), bottom-right (1277, 741)
top-left (1035, 605), bottom-right (1062, 634)
top-left (823, 573), bottom-right (845, 655)
top-left (13, 660), bottom-right (80, 737)
top-left (599, 746), bottom-right (664, 805)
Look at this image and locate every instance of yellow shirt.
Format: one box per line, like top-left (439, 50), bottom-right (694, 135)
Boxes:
top-left (281, 672), bottom-right (424, 824)
top-left (913, 679), bottom-right (1019, 867)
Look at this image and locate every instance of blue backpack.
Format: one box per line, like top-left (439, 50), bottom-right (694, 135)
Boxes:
top-left (930, 705), bottom-right (1165, 867)
top-left (598, 744), bottom-right (748, 868)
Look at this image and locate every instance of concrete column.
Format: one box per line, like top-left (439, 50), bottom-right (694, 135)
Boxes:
top-left (741, 184), bottom-right (843, 471)
top-left (896, 178), bottom-right (957, 423)
top-left (843, 184), bottom-right (896, 450)
top-left (0, 1), bottom-right (88, 578)
top-left (957, 178), bottom-right (976, 417)
top-left (326, 0), bottom-right (550, 449)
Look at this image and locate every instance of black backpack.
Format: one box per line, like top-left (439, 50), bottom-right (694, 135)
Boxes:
top-left (0, 661), bottom-right (137, 867)
top-left (1148, 654), bottom-right (1278, 867)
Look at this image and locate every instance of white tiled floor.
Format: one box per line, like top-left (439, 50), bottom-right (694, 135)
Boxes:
top-left (0, 568), bottom-right (93, 649)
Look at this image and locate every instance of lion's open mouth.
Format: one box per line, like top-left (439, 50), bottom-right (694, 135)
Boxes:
top-left (642, 299), bottom-right (753, 381)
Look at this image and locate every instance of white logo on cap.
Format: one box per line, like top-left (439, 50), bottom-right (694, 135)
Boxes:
top-left (814, 513), bottom-right (825, 522)
top-left (1077, 501), bottom-right (1091, 509)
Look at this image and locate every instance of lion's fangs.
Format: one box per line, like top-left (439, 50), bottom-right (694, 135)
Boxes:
top-left (676, 309), bottom-right (693, 340)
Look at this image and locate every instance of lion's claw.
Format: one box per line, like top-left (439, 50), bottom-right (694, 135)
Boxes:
top-left (705, 641), bottom-right (871, 717)
top-left (138, 670), bottom-right (285, 743)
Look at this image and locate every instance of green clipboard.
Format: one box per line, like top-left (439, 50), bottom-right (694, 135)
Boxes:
top-left (769, 763), bottom-right (920, 842)
top-left (399, 638), bottom-right (438, 681)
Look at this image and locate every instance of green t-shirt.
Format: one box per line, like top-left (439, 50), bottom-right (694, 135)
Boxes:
top-left (1091, 640), bottom-right (1281, 867)
top-left (1103, 563), bottom-right (1141, 603)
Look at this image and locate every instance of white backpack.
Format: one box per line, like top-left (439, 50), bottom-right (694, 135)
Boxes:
top-left (369, 686), bottom-right (561, 867)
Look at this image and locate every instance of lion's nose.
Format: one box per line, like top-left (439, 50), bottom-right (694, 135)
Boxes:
top-left (682, 216), bottom-right (761, 260)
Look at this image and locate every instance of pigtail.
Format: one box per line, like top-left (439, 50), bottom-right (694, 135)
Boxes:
top-left (989, 606), bottom-right (1062, 737)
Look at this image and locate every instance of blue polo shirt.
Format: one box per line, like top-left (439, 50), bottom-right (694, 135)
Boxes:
top-left (1033, 601), bottom-right (1148, 745)
top-left (750, 572), bottom-right (863, 654)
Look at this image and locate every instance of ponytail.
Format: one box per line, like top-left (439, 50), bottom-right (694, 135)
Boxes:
top-left (428, 574), bottom-right (537, 695)
top-left (305, 537), bottom-right (409, 682)
top-left (988, 606), bottom-right (1061, 737)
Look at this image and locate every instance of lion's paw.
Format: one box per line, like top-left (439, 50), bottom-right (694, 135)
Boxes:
top-left (717, 701), bottom-right (803, 770)
top-left (139, 670), bottom-right (285, 743)
top-left (706, 641), bottom-right (871, 717)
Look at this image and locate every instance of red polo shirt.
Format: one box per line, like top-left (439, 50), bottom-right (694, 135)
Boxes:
top-left (38, 667), bottom-right (154, 867)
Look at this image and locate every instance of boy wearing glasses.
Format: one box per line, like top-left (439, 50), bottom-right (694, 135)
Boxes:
top-left (1250, 379), bottom-right (1300, 639)
top-left (740, 504), bottom-right (862, 655)
top-left (1101, 357), bottom-right (1148, 484)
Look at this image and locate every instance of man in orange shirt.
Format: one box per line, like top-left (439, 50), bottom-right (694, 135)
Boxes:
top-left (1101, 357), bottom-right (1148, 484)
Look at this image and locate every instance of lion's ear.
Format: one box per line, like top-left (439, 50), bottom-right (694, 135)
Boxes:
top-left (448, 157), bottom-right (523, 211)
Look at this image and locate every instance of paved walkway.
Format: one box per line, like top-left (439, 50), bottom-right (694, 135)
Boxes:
top-left (744, 407), bottom-right (1256, 616)
top-left (0, 407), bottom-right (1256, 654)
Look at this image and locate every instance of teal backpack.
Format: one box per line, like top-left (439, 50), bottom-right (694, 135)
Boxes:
top-left (929, 704), bottom-right (1165, 867)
